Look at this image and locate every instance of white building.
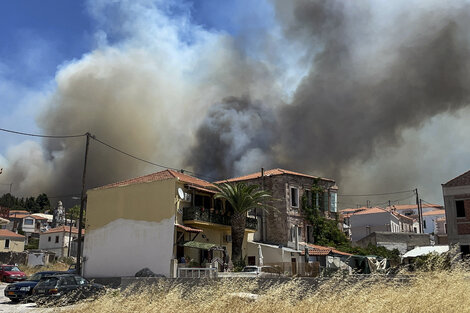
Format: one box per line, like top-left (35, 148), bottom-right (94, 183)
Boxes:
top-left (38, 226), bottom-right (84, 258)
top-left (347, 207), bottom-right (413, 241)
top-left (422, 210), bottom-right (446, 235)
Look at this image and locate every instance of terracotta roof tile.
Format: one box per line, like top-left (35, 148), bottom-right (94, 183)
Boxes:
top-left (443, 169), bottom-right (470, 187)
top-left (0, 229), bottom-right (25, 239)
top-left (95, 169), bottom-right (215, 190)
top-left (215, 168), bottom-right (334, 183)
top-left (301, 243), bottom-right (352, 256)
top-left (387, 204), bottom-right (443, 211)
top-left (422, 210), bottom-right (446, 217)
top-left (43, 226), bottom-right (84, 235)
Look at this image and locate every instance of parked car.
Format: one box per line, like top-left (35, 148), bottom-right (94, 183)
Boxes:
top-left (0, 265), bottom-right (27, 283)
top-left (241, 266), bottom-right (282, 277)
top-left (4, 271), bottom-right (64, 302)
top-left (32, 274), bottom-right (105, 304)
top-left (66, 264), bottom-right (77, 274)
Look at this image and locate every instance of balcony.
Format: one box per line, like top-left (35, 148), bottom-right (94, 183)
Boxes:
top-left (183, 207), bottom-right (257, 231)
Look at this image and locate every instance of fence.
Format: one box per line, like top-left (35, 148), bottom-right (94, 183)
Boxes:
top-left (178, 267), bottom-right (218, 278)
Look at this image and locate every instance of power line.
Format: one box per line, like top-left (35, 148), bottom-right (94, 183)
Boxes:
top-left (338, 189), bottom-right (415, 197)
top-left (91, 135), bottom-right (221, 182)
top-left (0, 127), bottom-right (86, 138)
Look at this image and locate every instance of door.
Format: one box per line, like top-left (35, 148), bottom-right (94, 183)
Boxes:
top-left (291, 258), bottom-right (297, 276)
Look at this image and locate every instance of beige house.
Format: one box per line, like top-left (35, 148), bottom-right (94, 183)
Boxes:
top-left (83, 169), bottom-right (257, 278)
top-left (0, 229), bottom-right (25, 252)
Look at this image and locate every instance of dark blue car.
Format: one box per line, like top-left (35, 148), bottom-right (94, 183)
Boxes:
top-left (4, 271), bottom-right (64, 302)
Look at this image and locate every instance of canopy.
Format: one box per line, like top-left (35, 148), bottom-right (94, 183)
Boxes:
top-left (183, 241), bottom-right (219, 250)
top-left (402, 245), bottom-right (449, 258)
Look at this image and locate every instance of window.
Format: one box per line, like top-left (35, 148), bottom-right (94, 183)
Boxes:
top-left (456, 200), bottom-right (465, 218)
top-left (4, 239), bottom-right (9, 249)
top-left (423, 220), bottom-right (427, 229)
top-left (48, 236), bottom-right (51, 242)
top-left (290, 187), bottom-right (299, 208)
top-left (330, 192), bottom-right (337, 212)
top-left (24, 218), bottom-right (33, 225)
top-left (461, 245), bottom-right (470, 258)
top-left (305, 190), bottom-right (312, 207)
top-left (55, 236), bottom-right (59, 243)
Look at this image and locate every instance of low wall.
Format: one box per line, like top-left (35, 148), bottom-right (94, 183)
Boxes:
top-left (0, 251), bottom-right (27, 265)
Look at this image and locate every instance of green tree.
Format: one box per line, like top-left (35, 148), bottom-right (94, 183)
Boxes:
top-left (215, 182), bottom-right (272, 263)
top-left (35, 193), bottom-right (50, 213)
top-left (25, 197), bottom-right (40, 213)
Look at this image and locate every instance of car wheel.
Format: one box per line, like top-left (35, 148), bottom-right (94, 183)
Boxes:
top-left (10, 298), bottom-right (20, 303)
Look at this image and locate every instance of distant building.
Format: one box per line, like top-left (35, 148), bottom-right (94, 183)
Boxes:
top-left (442, 169), bottom-right (470, 258)
top-left (38, 226), bottom-right (84, 258)
top-left (344, 207), bottom-right (413, 242)
top-left (354, 231), bottom-right (430, 255)
top-left (0, 229), bottom-right (25, 252)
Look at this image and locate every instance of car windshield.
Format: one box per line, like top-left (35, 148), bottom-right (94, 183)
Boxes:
top-left (29, 272), bottom-right (49, 281)
top-left (242, 267), bottom-right (258, 272)
top-left (36, 277), bottom-right (59, 287)
top-left (3, 266), bottom-right (20, 272)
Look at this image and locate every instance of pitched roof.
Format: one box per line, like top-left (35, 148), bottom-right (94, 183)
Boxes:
top-left (301, 243), bottom-right (352, 256)
top-left (215, 168), bottom-right (334, 183)
top-left (0, 229), bottom-right (25, 239)
top-left (21, 214), bottom-right (49, 220)
top-left (95, 169), bottom-right (215, 190)
top-left (387, 204), bottom-right (443, 211)
top-left (422, 210), bottom-right (446, 216)
top-left (42, 226), bottom-right (85, 235)
top-left (351, 207), bottom-right (388, 215)
top-left (443, 169), bottom-right (470, 187)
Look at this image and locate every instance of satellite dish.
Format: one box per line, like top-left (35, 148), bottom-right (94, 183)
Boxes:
top-left (177, 188), bottom-right (185, 200)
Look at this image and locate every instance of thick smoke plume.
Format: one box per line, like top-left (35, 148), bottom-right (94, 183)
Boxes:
top-left (2, 0), bottom-right (470, 206)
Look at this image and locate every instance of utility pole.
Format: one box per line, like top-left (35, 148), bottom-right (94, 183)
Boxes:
top-left (76, 133), bottom-right (91, 275)
top-left (415, 188), bottom-right (423, 233)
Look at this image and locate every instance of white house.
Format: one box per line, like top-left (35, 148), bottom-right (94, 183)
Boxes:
top-left (348, 207), bottom-right (408, 241)
top-left (38, 226), bottom-right (84, 258)
top-left (422, 210), bottom-right (446, 235)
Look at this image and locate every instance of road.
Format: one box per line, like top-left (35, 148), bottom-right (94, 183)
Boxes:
top-left (0, 283), bottom-right (54, 313)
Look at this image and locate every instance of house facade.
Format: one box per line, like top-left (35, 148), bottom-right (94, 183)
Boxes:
top-left (345, 207), bottom-right (413, 242)
top-left (7, 210), bottom-right (51, 239)
top-left (38, 226), bottom-right (84, 258)
top-left (0, 229), bottom-right (25, 252)
top-left (442, 169), bottom-right (470, 257)
top-left (217, 168), bottom-right (338, 248)
top-left (83, 169), bottom-right (257, 278)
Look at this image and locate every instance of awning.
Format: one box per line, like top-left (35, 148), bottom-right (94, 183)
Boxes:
top-left (175, 224), bottom-right (203, 233)
top-left (182, 241), bottom-right (219, 250)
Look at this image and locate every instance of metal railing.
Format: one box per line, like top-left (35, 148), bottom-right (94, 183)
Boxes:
top-left (183, 207), bottom-right (258, 230)
top-left (178, 267), bottom-right (218, 278)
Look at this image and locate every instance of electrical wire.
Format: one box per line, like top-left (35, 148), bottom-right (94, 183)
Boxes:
top-left (338, 189), bottom-right (415, 197)
top-left (0, 127), bottom-right (86, 138)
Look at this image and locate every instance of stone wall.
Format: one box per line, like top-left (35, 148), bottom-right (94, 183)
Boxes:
top-left (0, 251), bottom-right (27, 265)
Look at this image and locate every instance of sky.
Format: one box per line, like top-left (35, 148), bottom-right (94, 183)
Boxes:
top-left (1, 0), bottom-right (469, 207)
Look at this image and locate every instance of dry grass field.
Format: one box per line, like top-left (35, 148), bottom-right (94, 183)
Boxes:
top-left (56, 266), bottom-right (470, 313)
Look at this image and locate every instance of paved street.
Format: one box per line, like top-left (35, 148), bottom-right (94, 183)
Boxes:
top-left (0, 283), bottom-right (54, 313)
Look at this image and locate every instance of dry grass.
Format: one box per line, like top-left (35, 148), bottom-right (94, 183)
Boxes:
top-left (54, 267), bottom-right (470, 313)
top-left (19, 262), bottom-right (69, 276)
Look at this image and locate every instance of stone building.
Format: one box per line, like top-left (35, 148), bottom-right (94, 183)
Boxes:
top-left (442, 169), bottom-right (470, 257)
top-left (217, 168), bottom-right (338, 248)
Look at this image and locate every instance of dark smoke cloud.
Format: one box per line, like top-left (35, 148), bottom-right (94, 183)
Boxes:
top-left (186, 96), bottom-right (277, 180)
top-left (274, 0), bottom-right (470, 181)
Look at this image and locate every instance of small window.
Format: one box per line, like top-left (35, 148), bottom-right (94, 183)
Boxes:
top-left (4, 239), bottom-right (10, 249)
top-left (290, 187), bottom-right (299, 208)
top-left (423, 220), bottom-right (427, 229)
top-left (305, 190), bottom-right (312, 207)
top-left (48, 236), bottom-right (51, 242)
top-left (24, 219), bottom-right (33, 225)
top-left (461, 245), bottom-right (470, 258)
top-left (55, 236), bottom-right (59, 243)
top-left (456, 200), bottom-right (465, 218)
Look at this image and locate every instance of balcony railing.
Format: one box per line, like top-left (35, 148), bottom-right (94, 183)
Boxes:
top-left (183, 207), bottom-right (257, 230)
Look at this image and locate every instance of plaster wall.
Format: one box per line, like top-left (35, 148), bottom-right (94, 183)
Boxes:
top-left (0, 239), bottom-right (24, 252)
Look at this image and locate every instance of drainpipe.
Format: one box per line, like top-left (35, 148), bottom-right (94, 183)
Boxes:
top-left (261, 168), bottom-right (267, 242)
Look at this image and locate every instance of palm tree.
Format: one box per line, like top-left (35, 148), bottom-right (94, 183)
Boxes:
top-left (214, 182), bottom-right (272, 263)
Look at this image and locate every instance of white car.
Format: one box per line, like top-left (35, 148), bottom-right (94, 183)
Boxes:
top-left (241, 266), bottom-right (282, 277)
